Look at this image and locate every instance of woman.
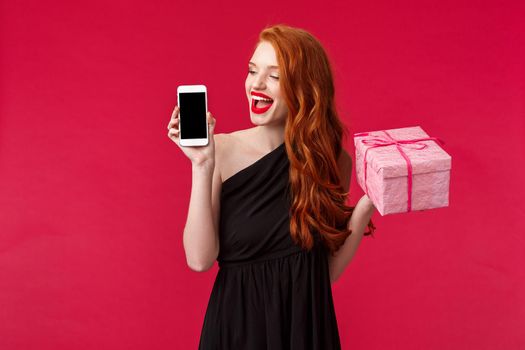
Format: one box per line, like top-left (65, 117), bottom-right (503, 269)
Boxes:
top-left (167, 24), bottom-right (376, 350)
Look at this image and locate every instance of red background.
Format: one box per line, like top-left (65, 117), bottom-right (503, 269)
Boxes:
top-left (1, 0), bottom-right (524, 349)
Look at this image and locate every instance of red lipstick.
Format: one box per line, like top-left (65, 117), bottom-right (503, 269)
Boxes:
top-left (251, 92), bottom-right (272, 99)
top-left (250, 92), bottom-right (274, 114)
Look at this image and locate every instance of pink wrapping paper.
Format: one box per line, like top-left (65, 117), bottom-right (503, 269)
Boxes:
top-left (353, 126), bottom-right (452, 216)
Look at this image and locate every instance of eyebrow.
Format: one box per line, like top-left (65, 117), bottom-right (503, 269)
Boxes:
top-left (249, 62), bottom-right (279, 69)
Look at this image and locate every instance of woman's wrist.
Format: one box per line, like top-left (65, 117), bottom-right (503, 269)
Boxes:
top-left (192, 160), bottom-right (214, 173)
top-left (360, 194), bottom-right (376, 215)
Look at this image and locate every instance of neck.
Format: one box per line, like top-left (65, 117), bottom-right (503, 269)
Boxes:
top-left (253, 125), bottom-right (285, 150)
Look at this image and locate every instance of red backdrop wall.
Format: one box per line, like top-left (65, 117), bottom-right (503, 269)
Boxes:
top-left (1, 0), bottom-right (523, 349)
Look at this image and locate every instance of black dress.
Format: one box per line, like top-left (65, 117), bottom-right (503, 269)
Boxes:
top-left (198, 141), bottom-right (342, 350)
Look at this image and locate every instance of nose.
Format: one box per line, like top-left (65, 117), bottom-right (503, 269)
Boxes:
top-left (251, 73), bottom-right (266, 89)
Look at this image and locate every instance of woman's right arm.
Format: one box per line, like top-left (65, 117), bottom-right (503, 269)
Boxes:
top-left (183, 136), bottom-right (222, 271)
top-left (167, 106), bottom-right (222, 272)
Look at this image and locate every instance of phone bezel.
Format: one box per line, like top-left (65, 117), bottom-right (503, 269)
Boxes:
top-left (177, 84), bottom-right (209, 147)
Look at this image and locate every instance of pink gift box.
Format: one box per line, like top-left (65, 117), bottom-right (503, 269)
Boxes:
top-left (353, 126), bottom-right (452, 216)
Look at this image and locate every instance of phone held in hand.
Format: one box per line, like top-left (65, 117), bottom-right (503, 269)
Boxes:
top-left (177, 85), bottom-right (209, 147)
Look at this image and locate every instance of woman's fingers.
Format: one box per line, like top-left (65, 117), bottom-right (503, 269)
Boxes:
top-left (167, 106), bottom-right (180, 130)
top-left (168, 127), bottom-right (179, 144)
top-left (167, 117), bottom-right (179, 130)
top-left (171, 106), bottom-right (179, 119)
top-left (207, 112), bottom-right (214, 126)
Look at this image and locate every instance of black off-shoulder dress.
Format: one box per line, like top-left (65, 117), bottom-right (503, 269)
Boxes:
top-left (198, 142), bottom-right (342, 349)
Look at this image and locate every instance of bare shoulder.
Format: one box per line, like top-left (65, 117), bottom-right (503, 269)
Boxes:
top-left (212, 131), bottom-right (241, 182)
top-left (213, 130), bottom-right (235, 150)
top-left (213, 132), bottom-right (226, 148)
top-left (214, 128), bottom-right (258, 182)
top-left (213, 129), bottom-right (247, 147)
top-left (226, 128), bottom-right (255, 145)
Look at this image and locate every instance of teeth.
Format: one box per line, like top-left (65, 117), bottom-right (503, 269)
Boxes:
top-left (252, 96), bottom-right (273, 102)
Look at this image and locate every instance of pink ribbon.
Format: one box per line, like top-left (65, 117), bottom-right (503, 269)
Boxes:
top-left (354, 130), bottom-right (445, 212)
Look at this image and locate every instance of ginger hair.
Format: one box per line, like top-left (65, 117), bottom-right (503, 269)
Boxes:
top-left (256, 24), bottom-right (375, 256)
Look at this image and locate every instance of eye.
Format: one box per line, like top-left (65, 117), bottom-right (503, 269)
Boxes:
top-left (270, 75), bottom-right (279, 80)
top-left (248, 69), bottom-right (256, 74)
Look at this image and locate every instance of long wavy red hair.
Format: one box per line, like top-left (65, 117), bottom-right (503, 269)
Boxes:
top-left (256, 24), bottom-right (375, 256)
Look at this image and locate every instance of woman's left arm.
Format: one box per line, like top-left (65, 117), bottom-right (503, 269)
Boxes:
top-left (328, 195), bottom-right (375, 284)
top-left (328, 149), bottom-right (376, 284)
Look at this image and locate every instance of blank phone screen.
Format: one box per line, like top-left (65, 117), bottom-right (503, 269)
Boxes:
top-left (179, 92), bottom-right (207, 139)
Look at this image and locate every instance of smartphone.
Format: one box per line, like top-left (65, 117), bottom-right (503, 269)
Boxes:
top-left (177, 85), bottom-right (209, 146)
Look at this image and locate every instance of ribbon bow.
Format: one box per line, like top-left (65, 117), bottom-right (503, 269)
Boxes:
top-left (355, 129), bottom-right (445, 212)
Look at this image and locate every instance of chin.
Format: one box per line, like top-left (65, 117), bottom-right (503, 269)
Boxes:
top-left (250, 115), bottom-right (286, 128)
top-left (250, 114), bottom-right (272, 124)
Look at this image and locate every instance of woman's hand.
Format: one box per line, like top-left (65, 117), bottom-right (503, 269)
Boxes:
top-left (355, 194), bottom-right (376, 214)
top-left (167, 105), bottom-right (217, 167)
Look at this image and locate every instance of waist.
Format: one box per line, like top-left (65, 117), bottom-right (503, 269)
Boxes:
top-left (217, 243), bottom-right (328, 269)
top-left (218, 247), bottom-right (309, 269)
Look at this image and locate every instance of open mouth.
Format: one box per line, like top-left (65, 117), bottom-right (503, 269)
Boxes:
top-left (251, 94), bottom-right (274, 114)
